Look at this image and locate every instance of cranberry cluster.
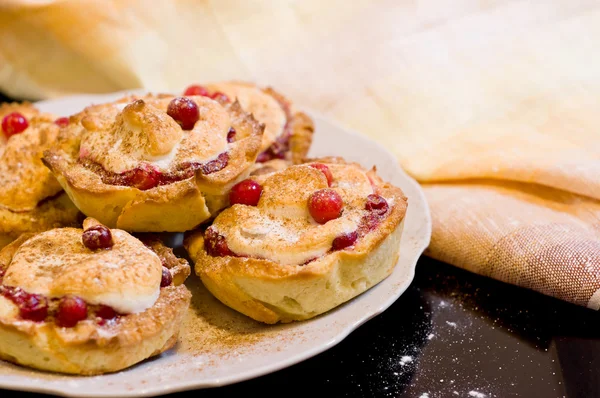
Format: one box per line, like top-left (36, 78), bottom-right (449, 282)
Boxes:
top-left (203, 164), bottom-right (391, 264)
top-left (0, 269), bottom-right (119, 326)
top-left (305, 193), bottom-right (390, 262)
top-left (0, 225), bottom-right (175, 326)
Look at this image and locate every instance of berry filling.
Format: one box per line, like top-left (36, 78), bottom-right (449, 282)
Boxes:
top-left (256, 95), bottom-right (293, 162)
top-left (0, 270), bottom-right (121, 326)
top-left (183, 85), bottom-right (231, 103)
top-left (0, 239), bottom-right (174, 326)
top-left (1, 287), bottom-right (49, 322)
top-left (230, 179), bottom-right (262, 206)
top-left (227, 127), bottom-right (236, 143)
top-left (2, 112), bottom-right (29, 138)
top-left (309, 163), bottom-right (333, 186)
top-left (80, 152), bottom-right (229, 190)
top-left (204, 227), bottom-right (235, 257)
top-left (332, 231), bottom-right (358, 251)
top-left (82, 225), bottom-right (114, 250)
top-left (205, 193), bottom-right (391, 264)
top-left (183, 85), bottom-right (210, 97)
top-left (167, 97), bottom-right (200, 130)
top-left (210, 92), bottom-right (230, 102)
top-left (96, 305), bottom-right (119, 321)
top-left (308, 189), bottom-right (344, 224)
top-left (256, 131), bottom-right (291, 162)
top-left (56, 296), bottom-right (88, 327)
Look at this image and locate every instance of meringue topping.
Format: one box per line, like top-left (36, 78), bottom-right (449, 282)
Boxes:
top-left (211, 163), bottom-right (380, 265)
top-left (79, 95), bottom-right (231, 174)
top-left (3, 227), bottom-right (162, 314)
top-left (206, 83), bottom-right (287, 153)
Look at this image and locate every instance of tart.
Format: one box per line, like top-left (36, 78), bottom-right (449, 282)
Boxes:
top-left (0, 103), bottom-right (80, 249)
top-left (0, 218), bottom-right (191, 375)
top-left (185, 157), bottom-right (408, 324)
top-left (183, 82), bottom-right (314, 163)
top-left (43, 94), bottom-right (264, 232)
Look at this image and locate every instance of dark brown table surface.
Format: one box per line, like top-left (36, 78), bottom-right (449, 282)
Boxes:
top-left (1, 94), bottom-right (598, 397)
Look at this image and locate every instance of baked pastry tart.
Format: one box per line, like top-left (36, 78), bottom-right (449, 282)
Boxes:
top-left (0, 103), bottom-right (80, 249)
top-left (0, 218), bottom-right (191, 375)
top-left (185, 157), bottom-right (408, 324)
top-left (43, 93), bottom-right (264, 232)
top-left (183, 82), bottom-right (314, 163)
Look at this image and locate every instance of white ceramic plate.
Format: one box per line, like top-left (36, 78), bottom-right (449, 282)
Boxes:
top-left (0, 92), bottom-right (431, 397)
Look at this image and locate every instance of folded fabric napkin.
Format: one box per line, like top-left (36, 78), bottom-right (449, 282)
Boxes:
top-left (2, 1), bottom-right (599, 306)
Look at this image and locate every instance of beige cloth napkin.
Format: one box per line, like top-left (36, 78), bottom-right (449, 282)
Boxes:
top-left (2, 0), bottom-right (600, 306)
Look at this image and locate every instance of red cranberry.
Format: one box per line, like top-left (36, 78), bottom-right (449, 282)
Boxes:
top-left (167, 97), bottom-right (199, 130)
top-left (309, 163), bottom-right (333, 186)
top-left (123, 164), bottom-right (162, 190)
top-left (205, 228), bottom-right (234, 257)
top-left (227, 127), bottom-right (236, 143)
top-left (230, 180), bottom-right (262, 206)
top-left (56, 296), bottom-right (88, 327)
top-left (160, 267), bottom-right (173, 287)
top-left (54, 117), bottom-right (69, 127)
top-left (332, 231), bottom-right (358, 251)
top-left (82, 225), bottom-right (114, 250)
top-left (183, 85), bottom-right (209, 97)
top-left (18, 293), bottom-right (48, 322)
top-left (96, 305), bottom-right (118, 320)
top-left (308, 189), bottom-right (343, 224)
top-left (2, 112), bottom-right (28, 138)
top-left (365, 194), bottom-right (389, 216)
top-left (210, 92), bottom-right (230, 102)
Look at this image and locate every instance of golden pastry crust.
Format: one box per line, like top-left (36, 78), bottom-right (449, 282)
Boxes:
top-left (204, 82), bottom-right (314, 163)
top-left (43, 94), bottom-right (264, 232)
top-left (185, 158), bottom-right (407, 323)
top-left (0, 220), bottom-right (191, 375)
top-left (0, 103), bottom-right (80, 249)
top-left (0, 193), bottom-right (81, 250)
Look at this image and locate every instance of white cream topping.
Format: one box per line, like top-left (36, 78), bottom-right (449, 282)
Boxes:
top-left (222, 209), bottom-right (363, 265)
top-left (146, 140), bottom-right (182, 169)
top-left (90, 289), bottom-right (161, 314)
top-left (211, 163), bottom-right (377, 265)
top-left (207, 83), bottom-right (287, 152)
top-left (3, 229), bottom-right (163, 315)
top-left (80, 95), bottom-right (231, 174)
